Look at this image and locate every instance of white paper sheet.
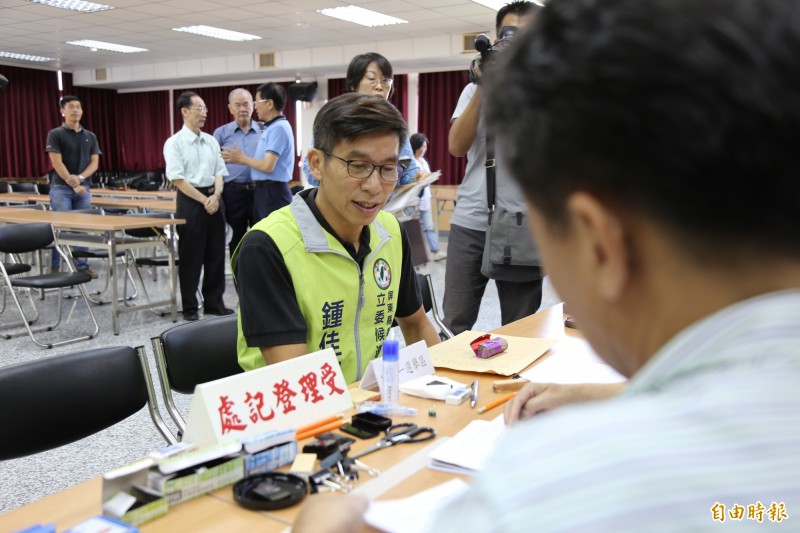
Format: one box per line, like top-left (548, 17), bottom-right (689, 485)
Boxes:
top-left (364, 478), bottom-right (469, 533)
top-left (427, 416), bottom-right (506, 475)
top-left (521, 336), bottom-right (626, 384)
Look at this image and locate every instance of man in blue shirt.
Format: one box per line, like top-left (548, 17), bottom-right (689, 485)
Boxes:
top-left (222, 82), bottom-right (294, 222)
top-left (213, 88), bottom-right (261, 257)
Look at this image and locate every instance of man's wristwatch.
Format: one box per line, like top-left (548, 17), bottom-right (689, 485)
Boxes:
top-left (78, 175), bottom-right (85, 182)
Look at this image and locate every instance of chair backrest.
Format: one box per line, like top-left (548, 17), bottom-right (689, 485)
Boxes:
top-left (8, 182), bottom-right (38, 193)
top-left (155, 314), bottom-right (242, 395)
top-left (123, 212), bottom-right (174, 239)
top-left (152, 314), bottom-right (242, 432)
top-left (0, 346), bottom-right (173, 460)
top-left (71, 207), bottom-right (104, 215)
top-left (0, 222), bottom-right (54, 254)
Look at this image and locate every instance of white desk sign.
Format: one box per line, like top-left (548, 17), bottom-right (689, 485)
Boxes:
top-left (360, 340), bottom-right (435, 393)
top-left (183, 348), bottom-right (352, 447)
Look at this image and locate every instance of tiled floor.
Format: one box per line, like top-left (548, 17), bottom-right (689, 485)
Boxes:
top-left (0, 233), bottom-right (560, 514)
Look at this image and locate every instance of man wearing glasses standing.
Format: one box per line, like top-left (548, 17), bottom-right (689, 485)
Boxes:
top-left (222, 82), bottom-right (294, 223)
top-left (233, 93), bottom-right (440, 383)
top-left (164, 91), bottom-right (232, 321)
top-left (213, 88), bottom-right (260, 258)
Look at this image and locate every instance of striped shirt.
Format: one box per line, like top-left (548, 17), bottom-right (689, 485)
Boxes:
top-left (431, 290), bottom-right (800, 532)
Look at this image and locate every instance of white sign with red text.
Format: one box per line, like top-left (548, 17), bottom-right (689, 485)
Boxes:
top-left (182, 348), bottom-right (352, 447)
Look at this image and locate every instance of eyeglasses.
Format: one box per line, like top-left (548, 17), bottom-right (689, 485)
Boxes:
top-left (364, 76), bottom-right (393, 88)
top-left (254, 99), bottom-right (268, 105)
top-left (192, 106), bottom-right (208, 113)
top-left (322, 151), bottom-right (407, 183)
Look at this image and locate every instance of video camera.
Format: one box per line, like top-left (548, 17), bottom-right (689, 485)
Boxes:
top-left (469, 25), bottom-right (518, 85)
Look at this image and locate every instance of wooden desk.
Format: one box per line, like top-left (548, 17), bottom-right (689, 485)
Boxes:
top-left (0, 192), bottom-right (38, 205)
top-left (0, 477), bottom-right (288, 533)
top-left (91, 189), bottom-right (177, 200)
top-left (0, 193), bottom-right (176, 213)
top-left (0, 208), bottom-right (185, 334)
top-left (0, 307), bottom-right (567, 530)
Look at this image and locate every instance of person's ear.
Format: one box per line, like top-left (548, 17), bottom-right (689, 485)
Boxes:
top-left (567, 192), bottom-right (630, 303)
top-left (308, 149), bottom-right (325, 183)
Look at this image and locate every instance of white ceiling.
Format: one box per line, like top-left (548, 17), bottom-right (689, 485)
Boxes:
top-left (0, 0), bottom-right (495, 89)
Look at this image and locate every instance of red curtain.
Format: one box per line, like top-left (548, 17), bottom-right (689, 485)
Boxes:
top-left (115, 91), bottom-right (171, 170)
top-left (418, 71), bottom-right (470, 186)
top-left (326, 75), bottom-right (408, 121)
top-left (0, 65), bottom-right (63, 178)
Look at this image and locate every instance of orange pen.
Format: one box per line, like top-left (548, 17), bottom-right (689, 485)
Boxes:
top-left (295, 414), bottom-right (344, 436)
top-left (477, 392), bottom-right (517, 415)
top-left (295, 419), bottom-right (346, 441)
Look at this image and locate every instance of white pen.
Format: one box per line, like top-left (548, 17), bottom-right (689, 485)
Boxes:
top-left (470, 380), bottom-right (479, 409)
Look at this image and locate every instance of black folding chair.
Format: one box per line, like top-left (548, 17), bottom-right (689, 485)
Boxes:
top-left (151, 314), bottom-right (242, 434)
top-left (121, 212), bottom-right (179, 315)
top-left (0, 222), bottom-right (99, 348)
top-left (0, 345), bottom-right (176, 460)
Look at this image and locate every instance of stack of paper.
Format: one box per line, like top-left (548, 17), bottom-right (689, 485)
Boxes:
top-left (427, 416), bottom-right (506, 475)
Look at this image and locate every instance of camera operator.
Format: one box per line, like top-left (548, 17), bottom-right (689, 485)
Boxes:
top-left (444, 0), bottom-right (543, 335)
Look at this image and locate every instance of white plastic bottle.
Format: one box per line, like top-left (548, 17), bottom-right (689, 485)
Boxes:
top-left (382, 338), bottom-right (400, 406)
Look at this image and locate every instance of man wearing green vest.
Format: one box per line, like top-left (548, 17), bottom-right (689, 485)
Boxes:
top-left (233, 93), bottom-right (441, 384)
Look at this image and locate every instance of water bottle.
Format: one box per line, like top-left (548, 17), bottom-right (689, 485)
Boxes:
top-left (382, 338), bottom-right (400, 406)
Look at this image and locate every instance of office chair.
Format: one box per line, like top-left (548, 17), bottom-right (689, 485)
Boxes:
top-left (420, 272), bottom-right (454, 340)
top-left (0, 222), bottom-right (99, 348)
top-left (6, 182), bottom-right (38, 194)
top-left (57, 207), bottom-right (138, 302)
top-left (0, 345), bottom-right (176, 460)
top-left (151, 314), bottom-right (242, 434)
top-left (118, 211), bottom-right (183, 315)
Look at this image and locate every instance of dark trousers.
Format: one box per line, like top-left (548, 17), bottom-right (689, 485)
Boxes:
top-left (443, 223), bottom-right (543, 335)
top-left (222, 184), bottom-right (255, 258)
top-left (253, 181), bottom-right (292, 222)
top-left (177, 189), bottom-right (227, 314)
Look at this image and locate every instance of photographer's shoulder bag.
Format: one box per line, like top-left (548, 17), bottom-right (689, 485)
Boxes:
top-left (481, 128), bottom-right (542, 282)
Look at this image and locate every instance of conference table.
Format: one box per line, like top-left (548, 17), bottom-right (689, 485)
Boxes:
top-left (91, 189), bottom-right (177, 200)
top-left (0, 208), bottom-right (185, 335)
top-left (0, 193), bottom-right (176, 213)
top-left (0, 306), bottom-right (571, 532)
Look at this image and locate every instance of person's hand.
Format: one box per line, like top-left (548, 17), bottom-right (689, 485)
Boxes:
top-left (72, 185), bottom-right (88, 195)
top-left (65, 174), bottom-right (80, 187)
top-left (221, 145), bottom-right (244, 164)
top-left (293, 494), bottom-right (369, 533)
top-left (504, 382), bottom-right (625, 425)
top-left (204, 194), bottom-right (220, 214)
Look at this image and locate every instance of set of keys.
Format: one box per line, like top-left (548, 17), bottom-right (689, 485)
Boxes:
top-left (308, 450), bottom-right (380, 493)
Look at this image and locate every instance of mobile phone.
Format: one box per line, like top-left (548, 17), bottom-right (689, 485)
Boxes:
top-left (339, 423), bottom-right (378, 439)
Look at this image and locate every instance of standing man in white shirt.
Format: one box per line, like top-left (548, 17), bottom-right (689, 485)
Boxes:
top-left (164, 91), bottom-right (232, 322)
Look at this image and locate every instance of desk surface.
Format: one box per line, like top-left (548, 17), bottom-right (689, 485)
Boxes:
top-left (0, 208), bottom-right (184, 231)
top-left (91, 189), bottom-right (177, 199)
top-left (0, 193), bottom-right (176, 213)
top-left (0, 306), bottom-right (567, 532)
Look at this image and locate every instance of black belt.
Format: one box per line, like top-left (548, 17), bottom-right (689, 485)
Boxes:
top-left (227, 182), bottom-right (255, 191)
top-left (253, 180), bottom-right (288, 188)
top-left (193, 185), bottom-right (216, 194)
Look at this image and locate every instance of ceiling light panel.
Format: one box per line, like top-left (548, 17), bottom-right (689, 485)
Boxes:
top-left (317, 5), bottom-right (408, 27)
top-left (0, 50), bottom-right (56, 62)
top-left (172, 25), bottom-right (261, 42)
top-left (66, 40), bottom-right (148, 53)
top-left (28, 0), bottom-right (114, 13)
